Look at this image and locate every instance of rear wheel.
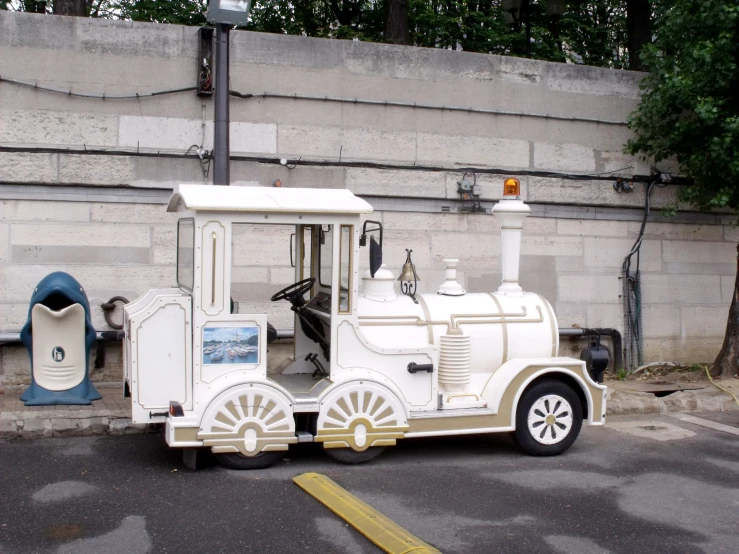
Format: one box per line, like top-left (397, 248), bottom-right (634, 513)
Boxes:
top-left (512, 379), bottom-right (583, 456)
top-left (325, 446), bottom-right (387, 465)
top-left (215, 451), bottom-right (284, 470)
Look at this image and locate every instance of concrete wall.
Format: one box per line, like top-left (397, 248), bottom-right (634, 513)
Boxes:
top-left (0, 12), bottom-right (736, 386)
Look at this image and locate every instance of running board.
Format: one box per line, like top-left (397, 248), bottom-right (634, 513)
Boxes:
top-left (410, 407), bottom-right (498, 419)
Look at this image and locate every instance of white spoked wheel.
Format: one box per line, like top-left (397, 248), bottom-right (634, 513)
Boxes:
top-left (197, 384), bottom-right (297, 469)
top-left (316, 381), bottom-right (408, 463)
top-left (513, 379), bottom-right (583, 456)
top-left (527, 394), bottom-right (574, 445)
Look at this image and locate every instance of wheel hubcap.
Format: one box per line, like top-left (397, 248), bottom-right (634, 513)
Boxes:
top-left (527, 394), bottom-right (573, 445)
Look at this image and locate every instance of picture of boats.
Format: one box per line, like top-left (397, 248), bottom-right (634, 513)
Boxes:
top-left (202, 326), bottom-right (259, 365)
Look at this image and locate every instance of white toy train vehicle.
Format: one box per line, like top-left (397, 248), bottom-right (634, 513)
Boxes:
top-left (123, 178), bottom-right (606, 469)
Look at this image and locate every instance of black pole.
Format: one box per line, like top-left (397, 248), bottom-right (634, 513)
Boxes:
top-left (524, 4), bottom-right (531, 58)
top-left (213, 23), bottom-right (231, 186)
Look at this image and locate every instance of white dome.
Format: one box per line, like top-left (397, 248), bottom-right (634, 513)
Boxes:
top-left (359, 264), bottom-right (398, 302)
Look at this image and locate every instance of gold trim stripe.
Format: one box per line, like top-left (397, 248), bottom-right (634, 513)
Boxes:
top-left (315, 417), bottom-right (408, 451)
top-left (174, 428), bottom-right (198, 442)
top-left (416, 294), bottom-right (435, 345)
top-left (540, 295), bottom-right (558, 357)
top-left (411, 363), bottom-right (605, 434)
top-left (487, 293), bottom-right (508, 364)
top-left (293, 473), bottom-right (441, 554)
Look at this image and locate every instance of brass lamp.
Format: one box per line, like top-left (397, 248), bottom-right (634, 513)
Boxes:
top-left (398, 249), bottom-right (420, 303)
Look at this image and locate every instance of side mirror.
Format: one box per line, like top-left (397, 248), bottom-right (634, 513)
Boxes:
top-left (360, 220), bottom-right (383, 278)
top-left (369, 235), bottom-right (382, 278)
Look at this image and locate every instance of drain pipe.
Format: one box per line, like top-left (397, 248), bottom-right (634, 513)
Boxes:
top-left (559, 327), bottom-right (623, 372)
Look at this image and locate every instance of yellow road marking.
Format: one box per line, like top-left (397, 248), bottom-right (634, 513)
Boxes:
top-left (293, 472), bottom-right (441, 554)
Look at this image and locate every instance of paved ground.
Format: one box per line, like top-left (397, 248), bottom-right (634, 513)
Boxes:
top-left (1, 413), bottom-right (738, 554)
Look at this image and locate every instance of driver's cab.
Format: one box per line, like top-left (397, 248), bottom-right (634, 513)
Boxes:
top-left (129, 184), bottom-right (375, 420)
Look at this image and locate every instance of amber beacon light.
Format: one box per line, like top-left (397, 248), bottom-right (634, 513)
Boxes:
top-left (503, 177), bottom-right (520, 196)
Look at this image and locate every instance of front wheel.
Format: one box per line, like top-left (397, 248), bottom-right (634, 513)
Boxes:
top-left (512, 379), bottom-right (583, 456)
top-left (215, 451), bottom-right (284, 470)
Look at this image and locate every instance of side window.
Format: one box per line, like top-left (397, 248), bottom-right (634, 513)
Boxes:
top-left (319, 225), bottom-right (333, 287)
top-left (339, 225), bottom-right (352, 313)
top-left (177, 218), bottom-right (194, 291)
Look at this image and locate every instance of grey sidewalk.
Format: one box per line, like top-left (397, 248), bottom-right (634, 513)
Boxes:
top-left (1, 381), bottom-right (737, 440)
top-left (0, 386), bottom-right (156, 439)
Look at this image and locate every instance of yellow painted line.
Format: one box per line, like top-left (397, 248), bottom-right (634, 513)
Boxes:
top-left (293, 472), bottom-right (441, 554)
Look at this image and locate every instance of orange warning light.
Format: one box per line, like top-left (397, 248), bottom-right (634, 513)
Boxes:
top-left (503, 178), bottom-right (520, 196)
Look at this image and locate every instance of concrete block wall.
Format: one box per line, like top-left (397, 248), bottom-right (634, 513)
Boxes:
top-left (0, 12), bottom-right (736, 386)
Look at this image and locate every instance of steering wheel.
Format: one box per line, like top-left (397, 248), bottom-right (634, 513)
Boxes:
top-left (271, 277), bottom-right (316, 303)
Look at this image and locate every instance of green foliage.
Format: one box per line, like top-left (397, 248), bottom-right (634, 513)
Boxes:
top-left (408, 1), bottom-right (630, 65)
top-left (6, 0), bottom-right (49, 13)
top-left (103, 1), bottom-right (208, 25)
top-left (627, 0), bottom-right (739, 210)
top-left (249, 1), bottom-right (383, 41)
top-left (3, 1), bottom-right (645, 71)
top-left (616, 368), bottom-right (627, 380)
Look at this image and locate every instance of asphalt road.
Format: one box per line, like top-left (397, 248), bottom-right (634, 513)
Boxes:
top-left (1, 412), bottom-right (738, 554)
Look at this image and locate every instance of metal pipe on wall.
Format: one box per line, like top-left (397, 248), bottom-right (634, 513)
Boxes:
top-left (213, 23), bottom-right (231, 186)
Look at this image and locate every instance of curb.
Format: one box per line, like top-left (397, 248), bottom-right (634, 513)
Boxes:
top-left (0, 413), bottom-right (159, 440)
top-left (605, 386), bottom-right (739, 416)
top-left (1, 387), bottom-right (736, 441)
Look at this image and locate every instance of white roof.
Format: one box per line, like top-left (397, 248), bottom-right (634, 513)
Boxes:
top-left (168, 184), bottom-right (373, 215)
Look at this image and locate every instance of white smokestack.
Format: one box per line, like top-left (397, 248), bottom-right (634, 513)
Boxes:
top-left (492, 194), bottom-right (530, 296)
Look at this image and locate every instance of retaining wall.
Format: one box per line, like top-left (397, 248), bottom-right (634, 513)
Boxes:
top-left (0, 12), bottom-right (735, 385)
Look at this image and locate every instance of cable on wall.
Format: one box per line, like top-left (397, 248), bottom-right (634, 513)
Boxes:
top-left (227, 91), bottom-right (629, 126)
top-left (621, 175), bottom-right (671, 371)
top-left (1, 75), bottom-right (627, 126)
top-left (0, 145), bottom-right (666, 185)
top-left (0, 75), bottom-right (197, 99)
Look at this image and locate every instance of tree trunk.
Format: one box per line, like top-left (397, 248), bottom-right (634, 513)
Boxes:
top-left (53, 0), bottom-right (86, 16)
top-left (712, 244), bottom-right (739, 379)
top-left (24, 0), bottom-right (47, 13)
top-left (627, 0), bottom-right (651, 71)
top-left (384, 0), bottom-right (409, 45)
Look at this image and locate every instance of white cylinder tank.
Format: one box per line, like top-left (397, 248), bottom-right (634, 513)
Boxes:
top-left (357, 288), bottom-right (559, 392)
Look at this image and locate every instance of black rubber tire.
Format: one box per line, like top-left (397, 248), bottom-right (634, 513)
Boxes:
top-left (215, 451), bottom-right (284, 470)
top-left (325, 447), bottom-right (387, 465)
top-left (512, 379), bottom-right (583, 456)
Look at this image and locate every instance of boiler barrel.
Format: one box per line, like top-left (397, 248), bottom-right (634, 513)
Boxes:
top-left (357, 291), bottom-right (559, 380)
top-left (420, 291), bottom-right (558, 378)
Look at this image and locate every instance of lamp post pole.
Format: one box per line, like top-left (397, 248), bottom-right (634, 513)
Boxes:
top-left (213, 23), bottom-right (231, 186)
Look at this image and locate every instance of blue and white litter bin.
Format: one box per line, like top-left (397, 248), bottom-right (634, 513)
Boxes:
top-left (20, 272), bottom-right (101, 406)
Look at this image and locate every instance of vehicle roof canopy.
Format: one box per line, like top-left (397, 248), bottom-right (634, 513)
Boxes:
top-left (168, 184), bottom-right (373, 215)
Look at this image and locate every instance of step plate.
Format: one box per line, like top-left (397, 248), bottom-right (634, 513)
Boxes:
top-left (410, 407), bottom-right (497, 419)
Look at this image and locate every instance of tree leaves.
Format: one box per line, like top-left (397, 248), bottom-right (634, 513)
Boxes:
top-left (627, 0), bottom-right (739, 210)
